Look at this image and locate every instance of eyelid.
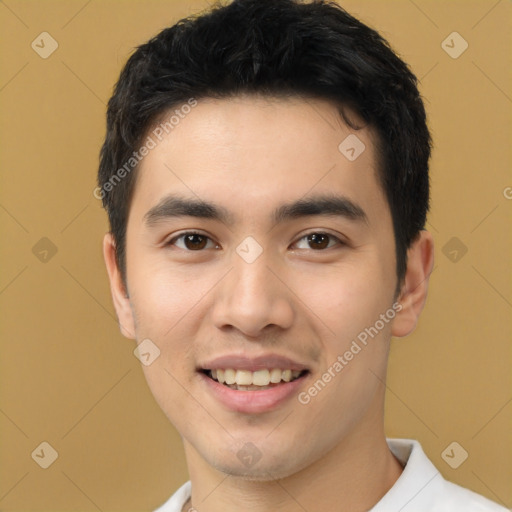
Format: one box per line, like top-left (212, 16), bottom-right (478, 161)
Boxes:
top-left (165, 229), bottom-right (347, 251)
top-left (166, 230), bottom-right (219, 249)
top-left (291, 230), bottom-right (346, 249)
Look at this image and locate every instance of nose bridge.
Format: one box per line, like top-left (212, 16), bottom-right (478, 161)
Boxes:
top-left (232, 252), bottom-right (273, 302)
top-left (212, 247), bottom-right (294, 335)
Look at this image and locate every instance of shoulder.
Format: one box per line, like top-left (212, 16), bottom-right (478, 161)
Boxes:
top-left (437, 478), bottom-right (508, 511)
top-left (372, 439), bottom-right (508, 512)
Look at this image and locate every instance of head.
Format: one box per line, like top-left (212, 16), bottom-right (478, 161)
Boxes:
top-left (100, 0), bottom-right (434, 480)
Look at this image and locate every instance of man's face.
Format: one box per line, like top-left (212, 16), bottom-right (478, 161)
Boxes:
top-left (112, 95), bottom-right (402, 478)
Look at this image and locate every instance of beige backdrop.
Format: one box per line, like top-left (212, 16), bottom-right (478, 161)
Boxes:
top-left (1, 0), bottom-right (510, 510)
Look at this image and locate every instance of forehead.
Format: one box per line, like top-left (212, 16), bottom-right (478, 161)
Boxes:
top-left (130, 95), bottom-right (386, 225)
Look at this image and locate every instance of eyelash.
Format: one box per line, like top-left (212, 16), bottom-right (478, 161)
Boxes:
top-left (166, 230), bottom-right (345, 251)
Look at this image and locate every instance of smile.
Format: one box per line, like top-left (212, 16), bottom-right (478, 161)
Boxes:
top-left (203, 368), bottom-right (307, 390)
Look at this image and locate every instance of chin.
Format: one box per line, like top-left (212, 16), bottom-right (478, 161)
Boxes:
top-left (216, 464), bottom-right (296, 481)
top-left (211, 452), bottom-right (309, 481)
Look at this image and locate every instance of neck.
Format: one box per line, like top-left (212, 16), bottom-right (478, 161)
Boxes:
top-left (182, 388), bottom-right (403, 512)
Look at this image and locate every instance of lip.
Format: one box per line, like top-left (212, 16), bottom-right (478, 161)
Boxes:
top-left (199, 370), bottom-right (309, 414)
top-left (199, 354), bottom-right (309, 372)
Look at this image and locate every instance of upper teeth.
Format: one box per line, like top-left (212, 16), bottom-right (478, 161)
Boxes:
top-left (211, 369), bottom-right (302, 386)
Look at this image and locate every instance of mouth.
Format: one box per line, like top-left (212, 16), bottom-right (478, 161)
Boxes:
top-left (197, 354), bottom-right (311, 413)
top-left (201, 368), bottom-right (309, 391)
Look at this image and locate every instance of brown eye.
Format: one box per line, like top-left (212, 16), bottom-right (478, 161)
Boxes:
top-left (168, 232), bottom-right (217, 251)
top-left (184, 234), bottom-right (207, 250)
top-left (307, 233), bottom-right (330, 250)
top-left (293, 232), bottom-right (342, 251)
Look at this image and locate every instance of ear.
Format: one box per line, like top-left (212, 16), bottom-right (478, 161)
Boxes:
top-left (103, 232), bottom-right (136, 339)
top-left (391, 230), bottom-right (434, 338)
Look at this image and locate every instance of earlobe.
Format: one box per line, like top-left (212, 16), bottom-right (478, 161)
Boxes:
top-left (391, 230), bottom-right (434, 338)
top-left (102, 232), bottom-right (136, 339)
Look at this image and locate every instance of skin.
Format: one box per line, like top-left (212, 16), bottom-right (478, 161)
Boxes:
top-left (103, 95), bottom-right (434, 512)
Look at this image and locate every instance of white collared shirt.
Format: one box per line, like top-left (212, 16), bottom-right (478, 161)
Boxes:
top-left (154, 438), bottom-right (507, 511)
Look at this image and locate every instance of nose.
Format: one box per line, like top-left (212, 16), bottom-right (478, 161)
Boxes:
top-left (211, 251), bottom-right (295, 338)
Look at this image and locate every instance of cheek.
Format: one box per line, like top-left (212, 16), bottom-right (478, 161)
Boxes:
top-left (125, 260), bottom-right (211, 396)
top-left (128, 264), bottom-right (209, 423)
top-left (127, 254), bottom-right (210, 335)
top-left (303, 250), bottom-right (394, 405)
top-left (295, 255), bottom-right (393, 343)
top-left (294, 264), bottom-right (393, 436)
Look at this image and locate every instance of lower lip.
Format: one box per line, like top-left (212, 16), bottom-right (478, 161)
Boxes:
top-left (199, 372), bottom-right (308, 414)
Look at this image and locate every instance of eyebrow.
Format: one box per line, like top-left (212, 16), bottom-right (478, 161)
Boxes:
top-left (143, 193), bottom-right (368, 227)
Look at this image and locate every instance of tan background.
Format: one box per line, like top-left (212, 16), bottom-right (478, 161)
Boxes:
top-left (1, 0), bottom-right (510, 510)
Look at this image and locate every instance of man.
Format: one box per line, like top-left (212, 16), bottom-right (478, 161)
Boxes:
top-left (97, 0), bottom-right (507, 510)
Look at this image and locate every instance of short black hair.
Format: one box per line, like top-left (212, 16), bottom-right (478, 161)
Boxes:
top-left (98, 0), bottom-right (431, 291)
